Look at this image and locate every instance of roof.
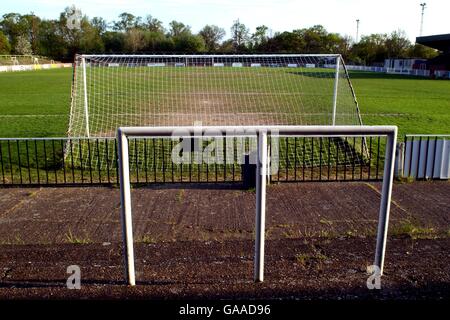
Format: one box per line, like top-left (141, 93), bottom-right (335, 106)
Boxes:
top-left (416, 34), bottom-right (450, 53)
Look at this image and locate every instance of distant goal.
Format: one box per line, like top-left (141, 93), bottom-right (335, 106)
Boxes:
top-left (68, 54), bottom-right (363, 138)
top-left (66, 54), bottom-right (367, 179)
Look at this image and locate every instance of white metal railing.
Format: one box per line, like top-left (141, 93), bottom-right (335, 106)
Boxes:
top-left (324, 64), bottom-right (434, 77)
top-left (117, 125), bottom-right (397, 286)
top-left (386, 68), bottom-right (430, 77)
top-left (435, 70), bottom-right (450, 79)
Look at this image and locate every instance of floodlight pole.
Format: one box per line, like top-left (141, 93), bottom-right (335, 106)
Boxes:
top-left (81, 57), bottom-right (91, 137)
top-left (255, 131), bottom-right (268, 282)
top-left (356, 19), bottom-right (360, 43)
top-left (332, 56), bottom-right (340, 125)
top-left (374, 127), bottom-right (397, 275)
top-left (117, 129), bottom-right (136, 286)
top-left (420, 3), bottom-right (427, 36)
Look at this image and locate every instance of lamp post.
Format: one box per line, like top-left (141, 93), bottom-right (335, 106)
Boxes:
top-left (356, 19), bottom-right (360, 43)
top-left (420, 3), bottom-right (427, 36)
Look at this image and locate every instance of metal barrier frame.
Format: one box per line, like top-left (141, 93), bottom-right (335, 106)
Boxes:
top-left (117, 125), bottom-right (397, 286)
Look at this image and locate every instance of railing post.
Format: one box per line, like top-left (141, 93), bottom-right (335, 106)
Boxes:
top-left (254, 130), bottom-right (268, 282)
top-left (394, 142), bottom-right (405, 179)
top-left (117, 129), bottom-right (136, 286)
top-left (374, 128), bottom-right (397, 275)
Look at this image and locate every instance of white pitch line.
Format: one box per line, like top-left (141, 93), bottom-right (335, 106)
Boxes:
top-left (0, 114), bottom-right (67, 118)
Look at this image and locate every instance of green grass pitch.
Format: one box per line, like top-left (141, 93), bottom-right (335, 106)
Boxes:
top-left (0, 68), bottom-right (449, 138)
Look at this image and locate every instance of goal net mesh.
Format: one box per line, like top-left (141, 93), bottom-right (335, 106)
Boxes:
top-left (67, 54), bottom-right (367, 177)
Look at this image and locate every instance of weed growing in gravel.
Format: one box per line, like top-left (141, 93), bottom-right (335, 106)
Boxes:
top-left (65, 229), bottom-right (92, 244)
top-left (175, 190), bottom-right (185, 202)
top-left (0, 235), bottom-right (25, 245)
top-left (140, 235), bottom-right (158, 244)
top-left (319, 218), bottom-right (333, 227)
top-left (393, 219), bottom-right (437, 239)
top-left (295, 251), bottom-right (328, 267)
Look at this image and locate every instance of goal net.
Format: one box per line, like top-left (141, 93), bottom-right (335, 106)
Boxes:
top-left (67, 54), bottom-right (367, 177)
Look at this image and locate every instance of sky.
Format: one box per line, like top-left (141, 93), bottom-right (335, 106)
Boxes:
top-left (1, 0), bottom-right (449, 41)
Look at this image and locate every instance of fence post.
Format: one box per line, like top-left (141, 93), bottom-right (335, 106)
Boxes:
top-left (241, 153), bottom-right (257, 189)
top-left (374, 128), bottom-right (397, 275)
top-left (117, 130), bottom-right (136, 286)
top-left (394, 142), bottom-right (404, 178)
top-left (254, 130), bottom-right (268, 282)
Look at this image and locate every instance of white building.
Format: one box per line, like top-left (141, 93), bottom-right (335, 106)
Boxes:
top-left (384, 58), bottom-right (427, 71)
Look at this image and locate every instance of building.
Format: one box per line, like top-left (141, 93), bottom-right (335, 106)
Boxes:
top-left (416, 33), bottom-right (450, 78)
top-left (384, 58), bottom-right (427, 71)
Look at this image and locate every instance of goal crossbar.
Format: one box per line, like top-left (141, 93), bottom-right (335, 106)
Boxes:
top-left (80, 54), bottom-right (341, 58)
top-left (118, 125), bottom-right (397, 286)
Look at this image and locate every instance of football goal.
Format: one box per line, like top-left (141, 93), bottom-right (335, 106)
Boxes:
top-left (68, 54), bottom-right (363, 137)
top-left (117, 125), bottom-right (397, 286)
top-left (67, 54), bottom-right (367, 177)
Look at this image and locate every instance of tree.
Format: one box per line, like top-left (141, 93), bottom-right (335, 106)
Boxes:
top-left (0, 11), bottom-right (436, 61)
top-left (80, 18), bottom-right (104, 53)
top-left (199, 25), bottom-right (225, 52)
top-left (21, 14), bottom-right (41, 54)
top-left (385, 30), bottom-right (411, 58)
top-left (351, 34), bottom-right (388, 64)
top-left (102, 31), bottom-right (125, 53)
top-left (218, 39), bottom-right (234, 53)
top-left (251, 25), bottom-right (269, 47)
top-left (169, 21), bottom-right (190, 37)
top-left (145, 15), bottom-right (164, 33)
top-left (294, 25), bottom-right (329, 53)
top-left (0, 30), bottom-right (11, 54)
top-left (124, 28), bottom-right (145, 52)
top-left (114, 13), bottom-right (137, 31)
top-left (36, 19), bottom-right (67, 59)
top-left (323, 33), bottom-right (351, 55)
top-left (264, 31), bottom-right (305, 53)
top-left (0, 13), bottom-right (29, 41)
top-left (143, 31), bottom-right (173, 52)
top-left (15, 34), bottom-right (32, 54)
top-left (408, 43), bottom-right (438, 59)
top-left (230, 20), bottom-right (249, 51)
top-left (91, 17), bottom-right (107, 35)
top-left (173, 33), bottom-right (205, 52)
top-left (0, 13), bottom-right (41, 54)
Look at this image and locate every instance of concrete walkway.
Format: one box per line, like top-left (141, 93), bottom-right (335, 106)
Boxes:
top-left (0, 181), bottom-right (448, 244)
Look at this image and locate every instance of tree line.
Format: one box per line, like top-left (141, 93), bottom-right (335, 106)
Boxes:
top-left (0, 6), bottom-right (438, 64)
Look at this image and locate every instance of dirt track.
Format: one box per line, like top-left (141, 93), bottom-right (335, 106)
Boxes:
top-left (0, 238), bottom-right (449, 300)
top-left (0, 181), bottom-right (448, 299)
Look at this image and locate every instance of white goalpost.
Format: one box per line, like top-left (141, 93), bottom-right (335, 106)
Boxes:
top-left (117, 125), bottom-right (397, 286)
